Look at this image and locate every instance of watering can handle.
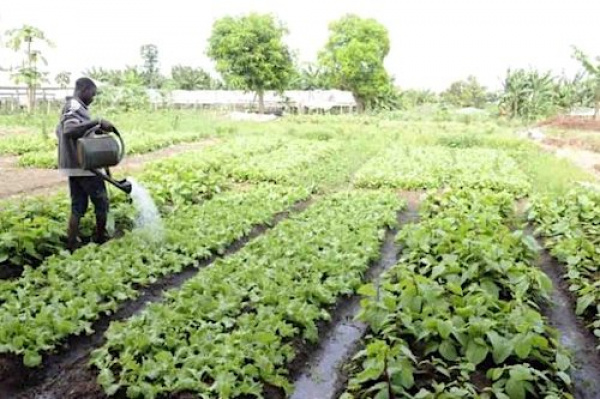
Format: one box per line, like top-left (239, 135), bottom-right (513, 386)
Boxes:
top-left (112, 128), bottom-right (126, 162)
top-left (82, 125), bottom-right (126, 163)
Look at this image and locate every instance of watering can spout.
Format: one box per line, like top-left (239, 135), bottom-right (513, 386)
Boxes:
top-left (115, 179), bottom-right (133, 195)
top-left (90, 169), bottom-right (132, 195)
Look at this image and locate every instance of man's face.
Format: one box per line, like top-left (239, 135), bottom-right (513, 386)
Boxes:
top-left (80, 86), bottom-right (97, 106)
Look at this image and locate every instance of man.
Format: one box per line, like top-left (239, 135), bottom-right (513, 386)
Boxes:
top-left (56, 77), bottom-right (116, 252)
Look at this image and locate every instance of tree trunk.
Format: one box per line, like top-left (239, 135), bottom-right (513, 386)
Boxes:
top-left (595, 87), bottom-right (600, 121)
top-left (28, 87), bottom-right (34, 113)
top-left (26, 39), bottom-right (35, 113)
top-left (258, 91), bottom-right (265, 114)
top-left (351, 92), bottom-right (365, 113)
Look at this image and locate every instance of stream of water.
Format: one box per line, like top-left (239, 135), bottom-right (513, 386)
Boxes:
top-left (128, 178), bottom-right (164, 241)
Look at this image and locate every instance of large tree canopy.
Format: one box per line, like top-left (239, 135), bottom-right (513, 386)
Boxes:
top-left (318, 14), bottom-right (392, 111)
top-left (207, 13), bottom-right (294, 113)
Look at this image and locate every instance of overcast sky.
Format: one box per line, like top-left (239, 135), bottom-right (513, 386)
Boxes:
top-left (1, 0), bottom-right (599, 91)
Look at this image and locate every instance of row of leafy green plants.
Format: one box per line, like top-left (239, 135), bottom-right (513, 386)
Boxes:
top-left (353, 145), bottom-right (531, 197)
top-left (0, 133), bottom-right (376, 274)
top-left (0, 136), bottom-right (284, 272)
top-left (90, 190), bottom-right (404, 398)
top-left (0, 183), bottom-right (309, 368)
top-left (528, 187), bottom-right (600, 347)
top-left (343, 189), bottom-right (573, 399)
top-left (16, 128), bottom-right (218, 168)
top-left (0, 111), bottom-right (238, 169)
top-left (0, 135), bottom-right (378, 369)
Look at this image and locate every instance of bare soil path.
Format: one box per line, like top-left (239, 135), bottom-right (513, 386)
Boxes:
top-left (539, 140), bottom-right (600, 177)
top-left (0, 139), bottom-right (218, 200)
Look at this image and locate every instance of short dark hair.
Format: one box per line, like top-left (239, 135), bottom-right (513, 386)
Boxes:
top-left (75, 77), bottom-right (96, 92)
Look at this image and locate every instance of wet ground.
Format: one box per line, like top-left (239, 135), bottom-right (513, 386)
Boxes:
top-left (1, 199), bottom-right (312, 399)
top-left (289, 193), bottom-right (420, 399)
top-left (532, 234), bottom-right (600, 399)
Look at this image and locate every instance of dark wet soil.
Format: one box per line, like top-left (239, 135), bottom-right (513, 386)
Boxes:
top-left (288, 194), bottom-right (420, 399)
top-left (1, 199), bottom-right (312, 399)
top-left (530, 232), bottom-right (600, 399)
top-left (0, 263), bottom-right (23, 279)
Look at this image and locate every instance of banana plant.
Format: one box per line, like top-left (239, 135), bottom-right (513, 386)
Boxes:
top-left (499, 68), bottom-right (557, 121)
top-left (572, 46), bottom-right (600, 120)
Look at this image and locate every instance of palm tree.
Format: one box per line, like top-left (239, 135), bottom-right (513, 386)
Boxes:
top-left (572, 46), bottom-right (600, 120)
top-left (5, 25), bottom-right (54, 112)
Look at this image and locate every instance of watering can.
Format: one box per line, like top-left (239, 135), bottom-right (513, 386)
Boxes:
top-left (77, 127), bottom-right (133, 194)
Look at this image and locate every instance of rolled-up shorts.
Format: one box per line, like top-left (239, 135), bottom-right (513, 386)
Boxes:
top-left (68, 176), bottom-right (109, 218)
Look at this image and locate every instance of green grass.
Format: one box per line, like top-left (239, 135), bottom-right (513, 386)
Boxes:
top-left (513, 148), bottom-right (595, 195)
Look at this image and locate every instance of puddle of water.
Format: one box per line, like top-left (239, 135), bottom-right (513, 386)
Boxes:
top-left (291, 310), bottom-right (365, 399)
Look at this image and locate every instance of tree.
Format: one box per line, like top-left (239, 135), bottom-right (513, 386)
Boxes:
top-left (289, 63), bottom-right (330, 90)
top-left (84, 66), bottom-right (144, 87)
top-left (318, 14), bottom-right (391, 112)
top-left (85, 67), bottom-right (113, 84)
top-left (572, 46), bottom-right (600, 120)
top-left (441, 76), bottom-right (489, 108)
top-left (140, 44), bottom-right (161, 88)
top-left (5, 25), bottom-right (54, 112)
top-left (398, 89), bottom-right (438, 108)
top-left (555, 72), bottom-right (595, 112)
top-left (207, 13), bottom-right (294, 113)
top-left (498, 68), bottom-right (557, 121)
top-left (170, 65), bottom-right (222, 90)
top-left (85, 66), bottom-right (148, 111)
top-left (54, 71), bottom-right (71, 89)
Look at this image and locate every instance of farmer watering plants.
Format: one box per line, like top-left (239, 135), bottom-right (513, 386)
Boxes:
top-left (56, 77), bottom-right (117, 252)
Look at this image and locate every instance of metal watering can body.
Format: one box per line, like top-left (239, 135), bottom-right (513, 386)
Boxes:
top-left (77, 134), bottom-right (122, 170)
top-left (77, 127), bottom-right (125, 169)
top-left (76, 127), bottom-right (132, 195)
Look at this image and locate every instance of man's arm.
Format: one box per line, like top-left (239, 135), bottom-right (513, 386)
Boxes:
top-left (62, 119), bottom-right (101, 139)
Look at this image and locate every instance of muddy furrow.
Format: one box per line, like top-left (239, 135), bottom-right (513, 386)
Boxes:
top-left (288, 193), bottom-right (420, 399)
top-left (529, 232), bottom-right (600, 399)
top-left (3, 199), bottom-right (312, 399)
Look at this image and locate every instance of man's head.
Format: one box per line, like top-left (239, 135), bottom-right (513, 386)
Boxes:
top-left (74, 77), bottom-right (97, 106)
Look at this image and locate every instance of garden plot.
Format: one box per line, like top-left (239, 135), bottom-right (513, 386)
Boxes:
top-left (354, 145), bottom-right (530, 195)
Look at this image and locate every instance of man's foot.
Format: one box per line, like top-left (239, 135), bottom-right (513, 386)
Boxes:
top-left (67, 240), bottom-right (82, 253)
top-left (93, 214), bottom-right (111, 245)
top-left (92, 231), bottom-right (111, 245)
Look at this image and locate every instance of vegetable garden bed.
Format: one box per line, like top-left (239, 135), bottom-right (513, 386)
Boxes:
top-left (1, 120), bottom-right (598, 399)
